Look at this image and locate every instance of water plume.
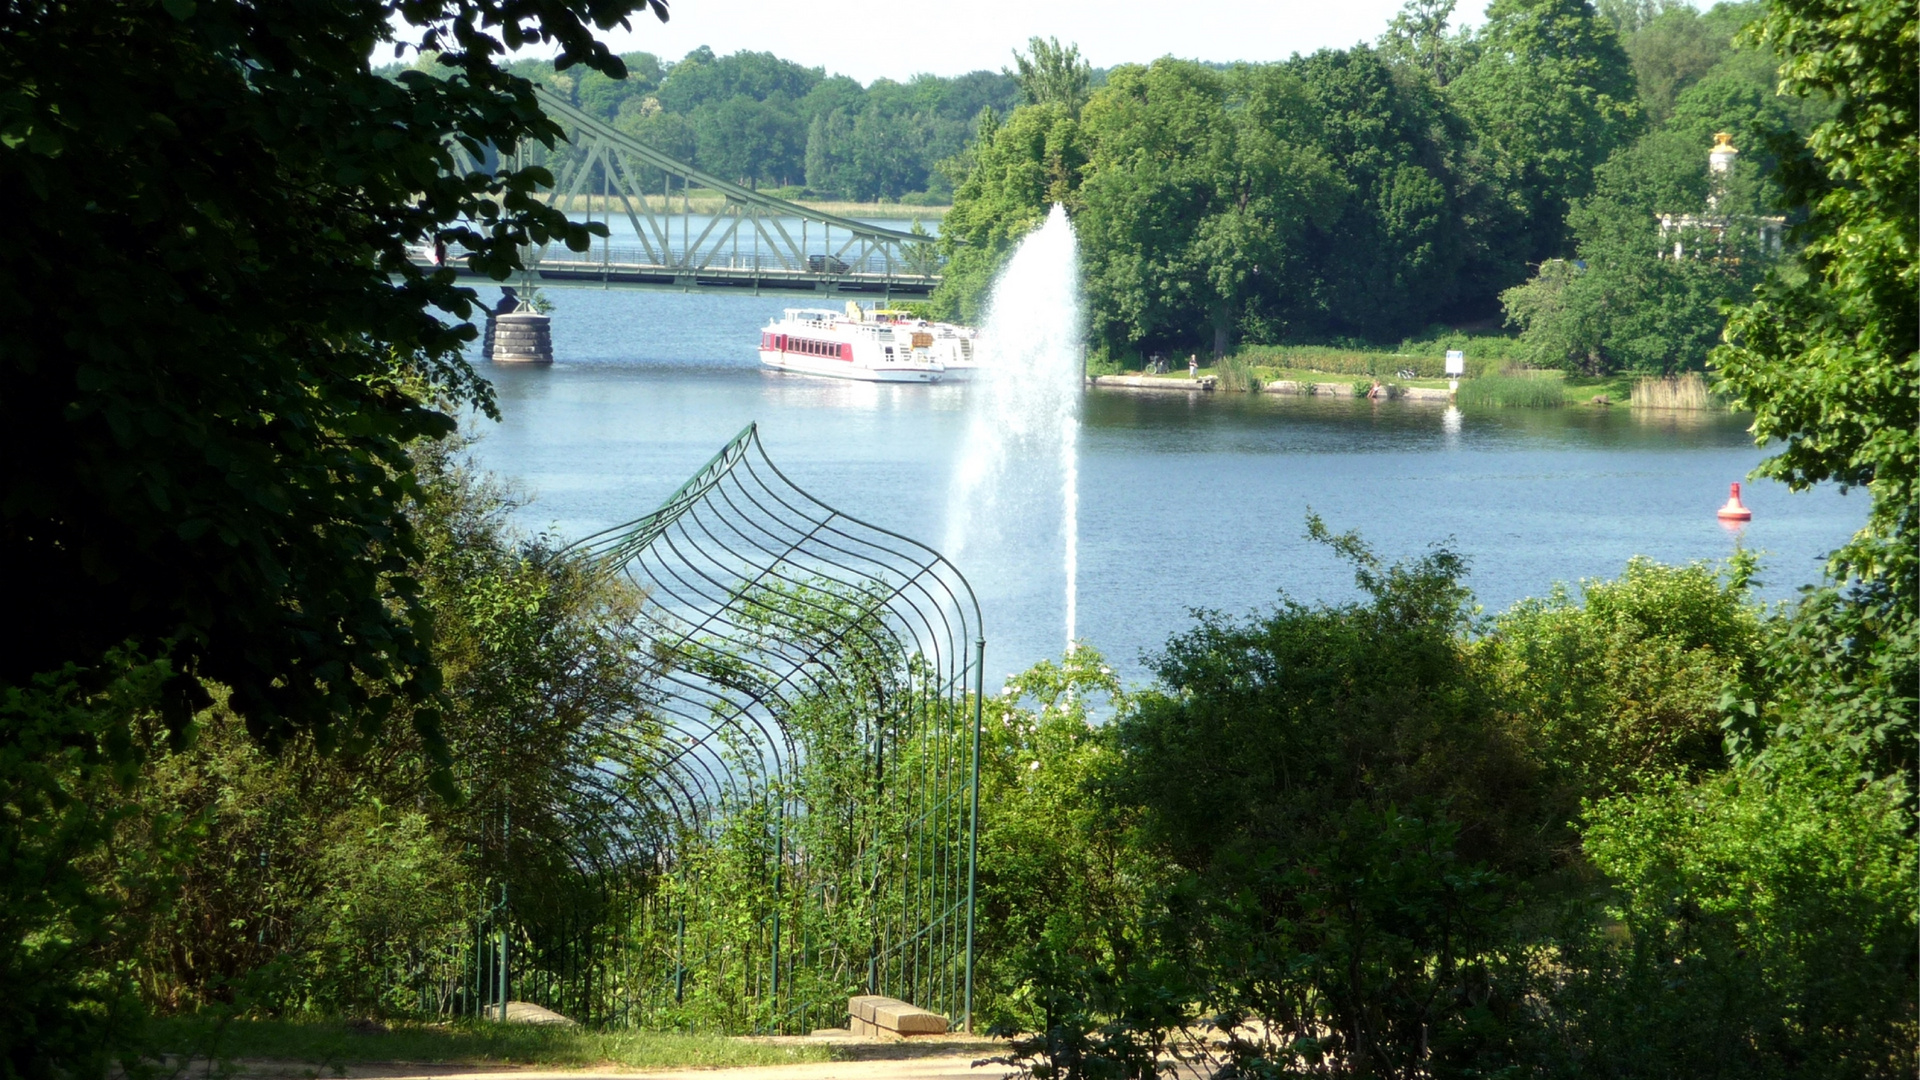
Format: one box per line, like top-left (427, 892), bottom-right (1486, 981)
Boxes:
top-left (944, 204), bottom-right (1083, 651)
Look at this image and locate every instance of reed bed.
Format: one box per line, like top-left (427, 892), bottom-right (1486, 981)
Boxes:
top-left (1630, 372), bottom-right (1722, 410)
top-left (1215, 352), bottom-right (1261, 392)
top-left (1457, 373), bottom-right (1566, 408)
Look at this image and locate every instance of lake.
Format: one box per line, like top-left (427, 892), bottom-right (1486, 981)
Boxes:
top-left (465, 287), bottom-right (1867, 686)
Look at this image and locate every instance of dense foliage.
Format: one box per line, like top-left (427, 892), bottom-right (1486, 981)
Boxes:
top-left (930, 0), bottom-right (1834, 370)
top-left (1498, 2), bottom-right (1820, 373)
top-left (115, 447), bottom-right (655, 1018)
top-left (0, 1), bottom-right (658, 1074)
top-left (967, 0), bottom-right (1917, 1073)
top-left (982, 538), bottom-right (1911, 1079)
top-left (452, 47), bottom-right (1021, 200)
top-left (1714, 0), bottom-right (1916, 733)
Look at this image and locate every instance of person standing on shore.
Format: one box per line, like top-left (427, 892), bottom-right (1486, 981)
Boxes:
top-left (1189, 354), bottom-right (1198, 379)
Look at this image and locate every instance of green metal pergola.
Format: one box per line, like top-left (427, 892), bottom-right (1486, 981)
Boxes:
top-left (465, 424), bottom-right (985, 1033)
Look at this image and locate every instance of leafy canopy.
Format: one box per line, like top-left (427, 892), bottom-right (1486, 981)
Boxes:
top-left (0, 0), bottom-right (660, 754)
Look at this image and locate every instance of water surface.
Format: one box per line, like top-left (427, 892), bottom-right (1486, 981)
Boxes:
top-left (467, 289), bottom-right (1866, 685)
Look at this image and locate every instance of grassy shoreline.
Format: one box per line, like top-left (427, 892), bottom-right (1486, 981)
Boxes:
top-left (1107, 363), bottom-right (1739, 411)
top-left (1094, 337), bottom-right (1737, 410)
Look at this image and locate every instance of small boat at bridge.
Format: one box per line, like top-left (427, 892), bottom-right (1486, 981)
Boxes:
top-left (758, 303), bottom-right (979, 383)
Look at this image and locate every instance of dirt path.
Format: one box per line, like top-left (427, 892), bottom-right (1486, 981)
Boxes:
top-left (220, 1037), bottom-right (1010, 1080)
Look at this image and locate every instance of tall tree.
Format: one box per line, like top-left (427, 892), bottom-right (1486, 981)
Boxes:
top-left (0, 0), bottom-right (659, 1070)
top-left (1077, 60), bottom-right (1343, 355)
top-left (1449, 0), bottom-right (1642, 271)
top-left (1501, 78), bottom-right (1787, 373)
top-left (1283, 47), bottom-right (1465, 338)
top-left (1379, 0), bottom-right (1465, 85)
top-left (1714, 0), bottom-right (1916, 774)
top-left (1011, 36), bottom-right (1093, 115)
top-left (934, 103), bottom-right (1083, 324)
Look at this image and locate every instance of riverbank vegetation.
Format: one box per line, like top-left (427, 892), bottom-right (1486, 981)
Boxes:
top-left (970, 3), bottom-right (1918, 1076)
top-left (4, 0), bottom-right (1910, 1077)
top-left (972, 536), bottom-right (1912, 1078)
top-left (1456, 372), bottom-right (1568, 408)
top-left (934, 0), bottom-right (1821, 376)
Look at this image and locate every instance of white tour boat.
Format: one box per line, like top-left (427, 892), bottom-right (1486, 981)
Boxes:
top-left (758, 303), bottom-right (980, 383)
top-left (869, 308), bottom-right (982, 381)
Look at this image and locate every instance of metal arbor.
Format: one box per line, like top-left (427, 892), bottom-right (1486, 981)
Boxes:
top-left (479, 423), bottom-right (985, 1033)
top-left (440, 88), bottom-right (943, 298)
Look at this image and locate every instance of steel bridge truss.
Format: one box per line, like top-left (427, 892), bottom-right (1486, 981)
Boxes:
top-left (442, 89), bottom-right (942, 298)
top-left (465, 424), bottom-right (984, 1033)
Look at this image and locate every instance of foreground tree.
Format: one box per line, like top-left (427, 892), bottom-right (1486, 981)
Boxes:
top-left (0, 1), bottom-right (662, 1073)
top-left (1714, 0), bottom-right (1916, 774)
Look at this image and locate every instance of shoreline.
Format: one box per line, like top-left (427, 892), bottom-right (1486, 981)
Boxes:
top-left (1084, 372), bottom-right (1743, 412)
top-left (1088, 374), bottom-right (1450, 401)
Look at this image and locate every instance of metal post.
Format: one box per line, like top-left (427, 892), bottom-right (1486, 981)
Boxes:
top-left (675, 911), bottom-right (686, 1004)
top-left (498, 795), bottom-right (510, 1023)
top-left (497, 919), bottom-right (508, 1022)
top-left (768, 807), bottom-right (783, 999)
top-left (962, 636), bottom-right (984, 1032)
top-left (473, 919), bottom-right (482, 1017)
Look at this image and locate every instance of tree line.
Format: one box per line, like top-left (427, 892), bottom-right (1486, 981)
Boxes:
top-left (935, 0), bottom-right (1833, 374)
top-left (380, 47), bottom-right (1022, 202)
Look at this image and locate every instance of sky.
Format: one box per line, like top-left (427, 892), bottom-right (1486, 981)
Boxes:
top-left (589, 0), bottom-right (1492, 84)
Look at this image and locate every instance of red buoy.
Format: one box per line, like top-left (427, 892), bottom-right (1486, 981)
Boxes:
top-left (1717, 482), bottom-right (1752, 521)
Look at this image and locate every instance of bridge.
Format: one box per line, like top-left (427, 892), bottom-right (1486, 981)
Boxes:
top-left (427, 86), bottom-right (943, 300)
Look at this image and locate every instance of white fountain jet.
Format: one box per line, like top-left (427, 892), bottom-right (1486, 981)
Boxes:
top-left (944, 204), bottom-right (1083, 652)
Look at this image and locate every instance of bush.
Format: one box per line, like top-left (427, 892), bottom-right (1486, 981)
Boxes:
top-left (1555, 751), bottom-right (1917, 1078)
top-left (1480, 556), bottom-right (1767, 826)
top-left (1214, 353), bottom-right (1260, 392)
top-left (0, 654), bottom-right (179, 1080)
top-left (1072, 519), bottom-right (1544, 1076)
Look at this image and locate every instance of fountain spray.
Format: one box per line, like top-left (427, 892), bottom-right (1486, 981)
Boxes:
top-left (944, 204), bottom-right (1083, 652)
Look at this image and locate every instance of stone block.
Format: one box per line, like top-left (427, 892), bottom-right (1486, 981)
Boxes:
top-left (846, 994), bottom-right (948, 1036)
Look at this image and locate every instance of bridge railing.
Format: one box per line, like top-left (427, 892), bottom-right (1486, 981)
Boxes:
top-left (536, 242), bottom-right (936, 278)
top-left (420, 242), bottom-right (938, 282)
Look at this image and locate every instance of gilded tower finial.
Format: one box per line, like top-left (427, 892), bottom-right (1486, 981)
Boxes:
top-left (1709, 132), bottom-right (1738, 174)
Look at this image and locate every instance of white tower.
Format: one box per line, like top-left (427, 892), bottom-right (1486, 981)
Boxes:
top-left (1708, 132), bottom-right (1737, 210)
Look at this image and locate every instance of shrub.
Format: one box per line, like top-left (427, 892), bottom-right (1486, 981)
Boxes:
top-left (1480, 557), bottom-right (1767, 822)
top-left (1233, 341), bottom-right (1507, 379)
top-left (1556, 752), bottom-right (1917, 1079)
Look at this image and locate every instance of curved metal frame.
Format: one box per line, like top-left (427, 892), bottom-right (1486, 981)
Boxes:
top-left (479, 423), bottom-right (984, 1032)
